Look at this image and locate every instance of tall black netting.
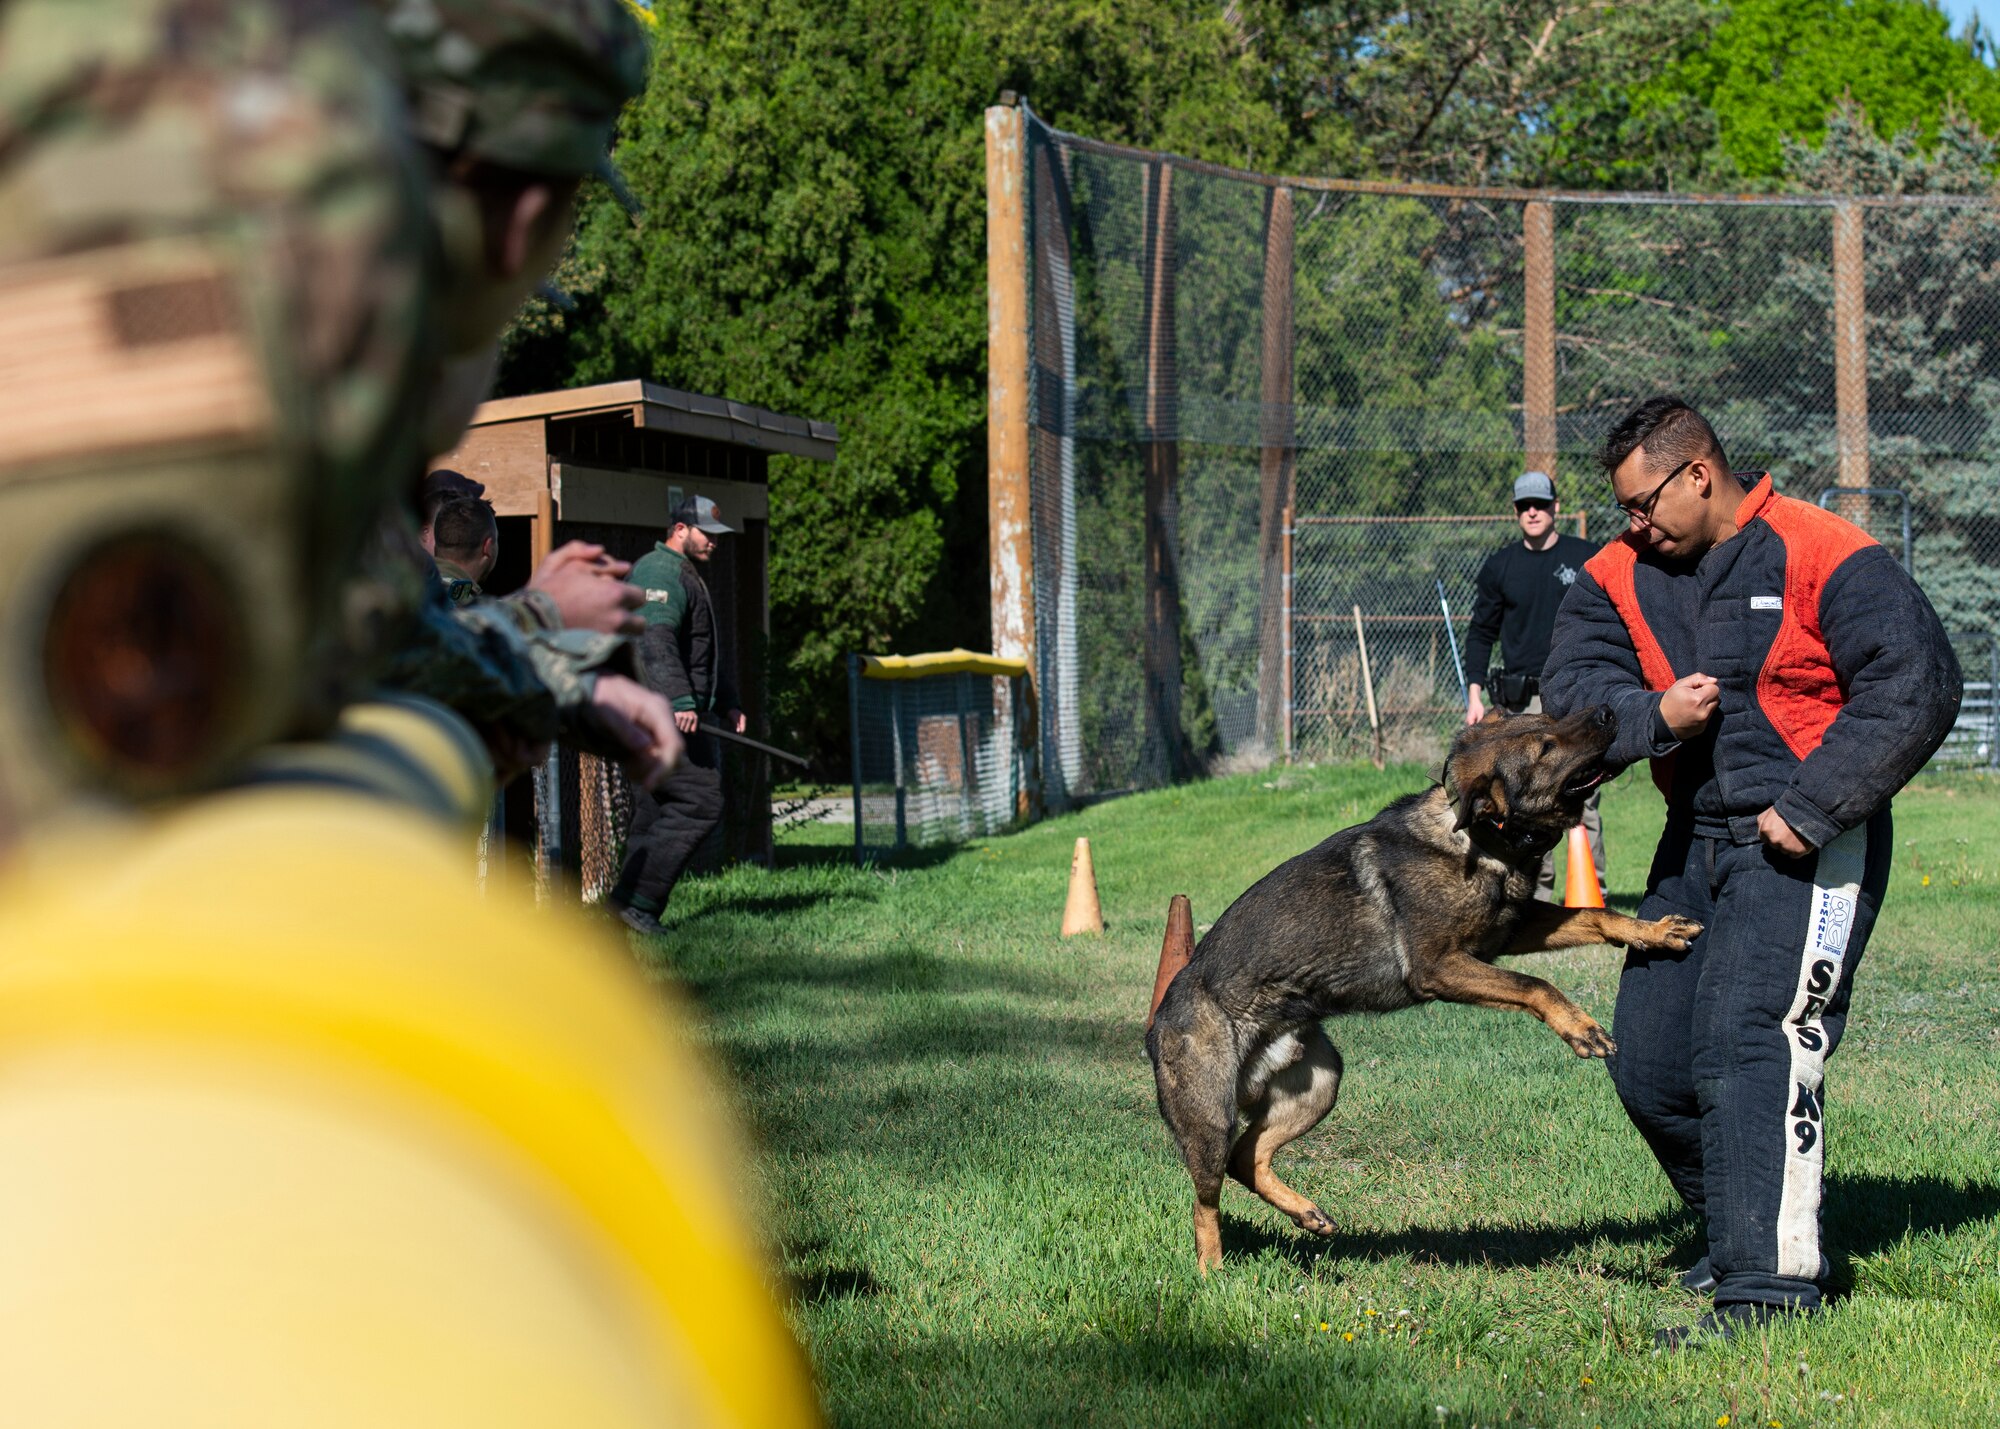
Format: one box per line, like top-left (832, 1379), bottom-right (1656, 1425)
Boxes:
top-left (1020, 108), bottom-right (2000, 801)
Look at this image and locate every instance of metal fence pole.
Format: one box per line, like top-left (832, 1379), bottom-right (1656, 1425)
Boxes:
top-left (848, 653), bottom-right (864, 866)
top-left (1282, 504), bottom-right (1294, 762)
top-left (1990, 635), bottom-right (1998, 769)
top-left (957, 672), bottom-right (978, 839)
top-left (1142, 158), bottom-right (1186, 782)
top-left (889, 679), bottom-right (907, 851)
top-left (1523, 201), bottom-right (1557, 478)
top-left (1259, 186), bottom-right (1296, 754)
top-left (1033, 136), bottom-right (1079, 814)
top-left (1834, 203), bottom-right (1870, 526)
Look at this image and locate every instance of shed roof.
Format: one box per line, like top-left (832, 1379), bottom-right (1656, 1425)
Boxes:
top-left (467, 380), bottom-right (838, 462)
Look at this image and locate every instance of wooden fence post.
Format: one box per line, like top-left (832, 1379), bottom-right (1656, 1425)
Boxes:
top-left (985, 101), bottom-right (1037, 809)
top-left (1523, 201), bottom-right (1558, 480)
top-left (1833, 203), bottom-right (1870, 524)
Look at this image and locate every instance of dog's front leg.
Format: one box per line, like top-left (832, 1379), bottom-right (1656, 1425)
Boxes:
top-left (1503, 902), bottom-right (1702, 955)
top-left (1412, 951), bottom-right (1615, 1057)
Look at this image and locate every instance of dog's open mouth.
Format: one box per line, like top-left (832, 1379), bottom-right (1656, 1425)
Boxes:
top-left (1563, 763), bottom-right (1607, 797)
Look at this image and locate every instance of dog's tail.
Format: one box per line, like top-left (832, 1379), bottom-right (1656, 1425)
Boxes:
top-left (1145, 894), bottom-right (1196, 1031)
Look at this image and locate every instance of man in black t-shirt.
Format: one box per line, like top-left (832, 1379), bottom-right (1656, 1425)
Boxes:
top-left (1464, 470), bottom-right (1606, 897)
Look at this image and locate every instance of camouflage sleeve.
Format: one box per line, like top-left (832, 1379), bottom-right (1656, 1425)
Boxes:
top-left (500, 589), bottom-right (563, 635)
top-left (377, 582), bottom-right (561, 743)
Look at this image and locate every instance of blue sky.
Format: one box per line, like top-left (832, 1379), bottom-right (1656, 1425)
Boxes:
top-left (1940, 0), bottom-right (2000, 49)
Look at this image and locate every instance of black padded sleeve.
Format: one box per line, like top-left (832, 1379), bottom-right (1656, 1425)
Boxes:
top-left (1772, 546), bottom-right (1962, 848)
top-left (1540, 569), bottom-right (1682, 771)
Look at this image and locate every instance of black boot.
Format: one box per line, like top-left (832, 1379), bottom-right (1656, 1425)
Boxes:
top-left (1654, 1301), bottom-right (1807, 1349)
top-left (608, 899), bottom-right (663, 936)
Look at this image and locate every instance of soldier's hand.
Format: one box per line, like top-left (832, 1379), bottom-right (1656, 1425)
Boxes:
top-left (590, 675), bottom-right (685, 790)
top-left (479, 725), bottom-right (552, 790)
top-left (1659, 672), bottom-right (1720, 739)
top-left (530, 542), bottom-right (643, 636)
top-left (1465, 687), bottom-right (1486, 725)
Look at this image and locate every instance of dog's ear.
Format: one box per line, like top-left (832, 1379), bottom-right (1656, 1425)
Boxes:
top-left (1450, 768), bottom-right (1511, 831)
top-left (1479, 706), bottom-right (1507, 725)
top-left (1450, 773), bottom-right (1486, 831)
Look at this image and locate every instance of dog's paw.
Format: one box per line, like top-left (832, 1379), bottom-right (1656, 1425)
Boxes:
top-left (1559, 1017), bottom-right (1617, 1059)
top-left (1292, 1204), bottom-right (1335, 1237)
top-left (1631, 914), bottom-right (1703, 952)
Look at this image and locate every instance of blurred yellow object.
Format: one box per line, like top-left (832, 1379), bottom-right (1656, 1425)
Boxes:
top-left (857, 648), bottom-right (1029, 680)
top-left (0, 760), bottom-right (819, 1426)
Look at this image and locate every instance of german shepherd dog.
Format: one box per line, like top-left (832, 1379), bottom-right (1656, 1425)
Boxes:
top-left (1145, 705), bottom-right (1702, 1271)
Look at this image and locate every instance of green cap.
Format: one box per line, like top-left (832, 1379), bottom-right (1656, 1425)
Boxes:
top-left (372, 0), bottom-right (650, 189)
top-left (0, 0), bottom-right (435, 822)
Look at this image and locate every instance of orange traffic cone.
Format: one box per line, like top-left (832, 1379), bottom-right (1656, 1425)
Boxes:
top-left (1146, 894), bottom-right (1195, 1030)
top-left (1061, 837), bottom-right (1105, 936)
top-left (1563, 824), bottom-right (1605, 908)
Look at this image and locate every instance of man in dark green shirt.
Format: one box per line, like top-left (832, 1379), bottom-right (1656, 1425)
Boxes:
top-left (610, 497), bottom-right (746, 932)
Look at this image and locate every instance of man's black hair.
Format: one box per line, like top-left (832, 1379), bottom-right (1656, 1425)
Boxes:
top-left (433, 495), bottom-right (497, 560)
top-left (420, 468), bottom-right (484, 530)
top-left (1600, 396), bottom-right (1730, 479)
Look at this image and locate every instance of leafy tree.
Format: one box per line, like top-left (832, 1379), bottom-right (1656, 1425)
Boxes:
top-left (1780, 104), bottom-right (2000, 635)
top-left (1287, 0), bottom-right (1713, 186)
top-left (500, 0), bottom-right (2000, 769)
top-left (504, 1), bottom-right (1323, 758)
top-left (1643, 0), bottom-right (2000, 182)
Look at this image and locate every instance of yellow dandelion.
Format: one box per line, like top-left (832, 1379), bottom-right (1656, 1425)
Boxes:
top-left (1365, 1309), bottom-right (1378, 1317)
top-left (1319, 1322), bottom-right (1330, 1332)
top-left (1717, 1417), bottom-right (1730, 1427)
top-left (1342, 1332), bottom-right (1355, 1342)
top-left (1581, 1376), bottom-right (1594, 1386)
top-left (1922, 874), bottom-right (1932, 886)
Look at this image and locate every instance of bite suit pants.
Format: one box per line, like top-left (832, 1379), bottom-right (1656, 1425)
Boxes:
top-left (1609, 809), bottom-right (1892, 1310)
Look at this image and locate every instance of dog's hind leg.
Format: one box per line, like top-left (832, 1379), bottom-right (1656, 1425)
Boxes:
top-left (1148, 1001), bottom-right (1240, 1273)
top-left (1228, 1025), bottom-right (1342, 1237)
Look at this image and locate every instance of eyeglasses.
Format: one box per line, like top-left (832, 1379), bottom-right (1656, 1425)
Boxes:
top-left (1616, 459), bottom-right (1692, 529)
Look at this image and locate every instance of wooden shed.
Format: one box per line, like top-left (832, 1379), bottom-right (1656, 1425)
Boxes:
top-left (432, 380), bottom-right (838, 895)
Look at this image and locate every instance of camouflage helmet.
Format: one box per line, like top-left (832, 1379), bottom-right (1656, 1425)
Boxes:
top-left (370, 0), bottom-right (650, 185)
top-left (0, 0), bottom-right (435, 831)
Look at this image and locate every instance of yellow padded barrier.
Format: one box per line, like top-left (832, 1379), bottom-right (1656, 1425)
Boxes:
top-left (0, 784), bottom-right (819, 1428)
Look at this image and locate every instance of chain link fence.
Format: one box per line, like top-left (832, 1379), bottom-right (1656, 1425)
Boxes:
top-left (1013, 104), bottom-right (2000, 797)
top-left (849, 653), bottom-right (1031, 860)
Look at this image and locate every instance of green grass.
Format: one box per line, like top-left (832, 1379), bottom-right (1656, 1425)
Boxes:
top-left (638, 764), bottom-right (2000, 1428)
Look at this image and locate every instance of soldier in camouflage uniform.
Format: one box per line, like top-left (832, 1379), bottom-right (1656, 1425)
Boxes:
top-left (0, 0), bottom-right (438, 836)
top-left (430, 495), bottom-right (499, 606)
top-left (363, 0), bottom-right (681, 791)
top-left (0, 8), bottom-right (821, 1421)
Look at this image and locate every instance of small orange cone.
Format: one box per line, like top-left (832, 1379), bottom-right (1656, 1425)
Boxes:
top-left (1060, 837), bottom-right (1105, 936)
top-left (1146, 894), bottom-right (1195, 1030)
top-left (1563, 824), bottom-right (1605, 908)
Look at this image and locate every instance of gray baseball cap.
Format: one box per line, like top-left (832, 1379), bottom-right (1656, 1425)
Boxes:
top-left (671, 495), bottom-right (734, 535)
top-left (1512, 470), bottom-right (1556, 504)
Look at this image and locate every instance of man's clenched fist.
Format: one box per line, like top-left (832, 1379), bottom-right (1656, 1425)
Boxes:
top-left (1659, 672), bottom-right (1720, 740)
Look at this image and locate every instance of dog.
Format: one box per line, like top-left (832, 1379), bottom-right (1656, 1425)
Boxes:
top-left (1144, 704), bottom-right (1702, 1271)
